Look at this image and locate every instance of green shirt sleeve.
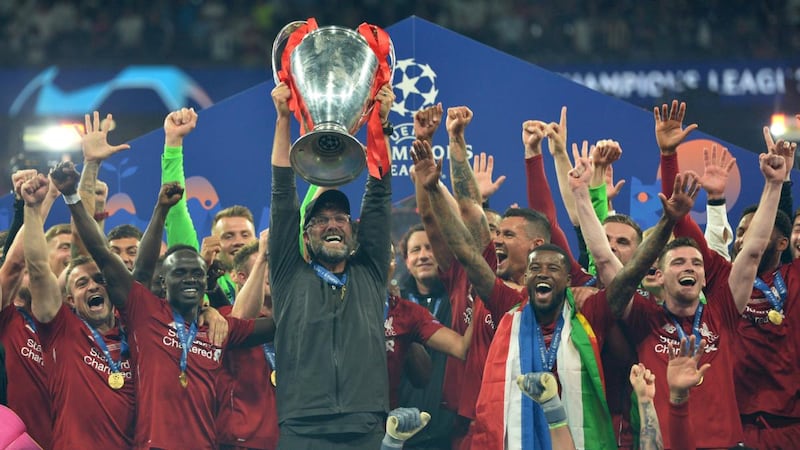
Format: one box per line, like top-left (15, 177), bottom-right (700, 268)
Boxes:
top-left (162, 145), bottom-right (200, 250)
top-left (585, 184), bottom-right (610, 276)
top-left (589, 183), bottom-right (609, 222)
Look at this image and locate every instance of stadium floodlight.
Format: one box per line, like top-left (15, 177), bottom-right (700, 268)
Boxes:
top-left (23, 123), bottom-right (84, 152)
top-left (770, 113), bottom-right (787, 137)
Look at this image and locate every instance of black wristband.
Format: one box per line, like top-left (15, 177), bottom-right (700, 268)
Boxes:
top-left (707, 198), bottom-right (726, 206)
top-left (382, 121), bottom-right (394, 136)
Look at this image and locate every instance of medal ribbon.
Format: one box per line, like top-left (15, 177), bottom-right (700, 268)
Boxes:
top-left (263, 342), bottom-right (276, 372)
top-left (533, 311), bottom-right (565, 371)
top-left (753, 271), bottom-right (787, 313)
top-left (173, 311), bottom-right (199, 375)
top-left (407, 293), bottom-right (443, 318)
top-left (16, 307), bottom-right (36, 333)
top-left (80, 318), bottom-right (127, 375)
top-left (311, 262), bottom-right (347, 300)
top-left (664, 303), bottom-right (704, 353)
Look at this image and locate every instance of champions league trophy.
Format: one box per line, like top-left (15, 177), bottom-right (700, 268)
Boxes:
top-left (272, 20), bottom-right (395, 186)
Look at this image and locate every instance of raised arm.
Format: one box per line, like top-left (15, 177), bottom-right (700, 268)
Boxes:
top-left (231, 229), bottom-right (269, 319)
top-left (666, 336), bottom-right (709, 450)
top-left (0, 171), bottom-right (37, 309)
top-left (655, 100), bottom-right (698, 203)
top-left (569, 147), bottom-right (623, 286)
top-left (606, 172), bottom-right (700, 319)
top-left (411, 103), bottom-right (455, 271)
top-left (50, 162), bottom-right (132, 307)
top-left (0, 226), bottom-right (25, 310)
top-left (354, 84), bottom-right (394, 279)
top-left (545, 106), bottom-right (580, 226)
top-left (20, 174), bottom-right (62, 323)
top-left (526, 120), bottom-right (585, 281)
top-left (446, 106), bottom-right (491, 251)
top-left (413, 140), bottom-right (496, 301)
top-left (629, 364), bottom-right (663, 450)
top-left (698, 145), bottom-right (736, 261)
top-left (132, 182), bottom-right (184, 286)
top-left (729, 151), bottom-right (788, 313)
top-left (590, 140), bottom-right (622, 218)
top-left (271, 82), bottom-right (292, 168)
top-left (162, 107), bottom-right (200, 249)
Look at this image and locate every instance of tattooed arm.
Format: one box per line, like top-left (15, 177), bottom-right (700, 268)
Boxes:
top-left (630, 364), bottom-right (664, 450)
top-left (446, 106), bottom-right (491, 251)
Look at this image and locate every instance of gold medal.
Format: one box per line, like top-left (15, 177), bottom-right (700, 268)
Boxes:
top-left (270, 370), bottom-right (277, 387)
top-left (696, 375), bottom-right (704, 386)
top-left (768, 309), bottom-right (784, 326)
top-left (179, 371), bottom-right (188, 388)
top-left (108, 372), bottom-right (125, 390)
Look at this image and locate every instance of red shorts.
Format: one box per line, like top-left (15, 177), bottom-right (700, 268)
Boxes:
top-left (742, 414), bottom-right (800, 450)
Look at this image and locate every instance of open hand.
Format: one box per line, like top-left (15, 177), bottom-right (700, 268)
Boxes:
top-left (699, 145), bottom-right (736, 199)
top-left (472, 152), bottom-right (506, 200)
top-left (667, 336), bottom-right (710, 399)
top-left (653, 100), bottom-right (698, 154)
top-left (659, 170), bottom-right (701, 222)
top-left (410, 139), bottom-right (442, 191)
top-left (78, 111), bottom-right (130, 162)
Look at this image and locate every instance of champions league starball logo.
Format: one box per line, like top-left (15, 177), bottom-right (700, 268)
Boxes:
top-left (391, 58), bottom-right (439, 118)
top-left (388, 58), bottom-right (466, 178)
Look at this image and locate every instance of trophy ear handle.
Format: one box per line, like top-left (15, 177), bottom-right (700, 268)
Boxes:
top-left (271, 20), bottom-right (308, 85)
top-left (387, 37), bottom-right (396, 77)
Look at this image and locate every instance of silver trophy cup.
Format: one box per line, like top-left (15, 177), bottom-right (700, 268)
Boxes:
top-left (273, 22), bottom-right (394, 186)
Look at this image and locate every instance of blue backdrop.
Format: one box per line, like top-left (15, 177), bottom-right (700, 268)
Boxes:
top-left (3, 17), bottom-right (796, 256)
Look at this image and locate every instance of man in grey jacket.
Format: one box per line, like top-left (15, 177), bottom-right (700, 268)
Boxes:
top-left (269, 80), bottom-right (396, 450)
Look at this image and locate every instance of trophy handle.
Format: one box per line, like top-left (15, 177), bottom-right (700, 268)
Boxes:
top-left (359, 34), bottom-right (397, 124)
top-left (271, 20), bottom-right (308, 85)
top-left (386, 35), bottom-right (396, 76)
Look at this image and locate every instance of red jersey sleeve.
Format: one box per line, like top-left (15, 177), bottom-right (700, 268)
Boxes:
top-left (223, 316), bottom-right (257, 348)
top-left (488, 277), bottom-right (527, 314)
top-left (577, 289), bottom-right (615, 342)
top-left (118, 281), bottom-right (162, 329)
top-left (406, 301), bottom-right (444, 342)
top-left (0, 306), bottom-right (13, 331)
top-left (35, 303), bottom-right (71, 350)
top-left (622, 292), bottom-right (662, 345)
top-left (525, 155), bottom-right (589, 286)
top-left (668, 401), bottom-right (697, 450)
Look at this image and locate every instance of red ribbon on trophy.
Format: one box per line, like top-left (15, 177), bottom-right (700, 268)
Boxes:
top-left (357, 23), bottom-right (392, 179)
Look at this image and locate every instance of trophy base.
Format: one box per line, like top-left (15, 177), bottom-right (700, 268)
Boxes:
top-left (290, 129), bottom-right (367, 187)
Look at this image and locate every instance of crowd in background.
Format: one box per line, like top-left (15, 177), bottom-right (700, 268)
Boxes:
top-left (1, 0), bottom-right (799, 67)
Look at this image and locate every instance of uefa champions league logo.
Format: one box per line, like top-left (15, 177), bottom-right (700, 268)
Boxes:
top-left (391, 58), bottom-right (439, 117)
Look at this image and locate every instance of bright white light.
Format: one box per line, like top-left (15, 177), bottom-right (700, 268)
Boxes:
top-left (771, 122), bottom-right (787, 136)
top-left (771, 114), bottom-right (787, 137)
top-left (23, 123), bottom-right (82, 152)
